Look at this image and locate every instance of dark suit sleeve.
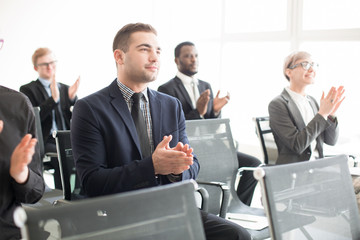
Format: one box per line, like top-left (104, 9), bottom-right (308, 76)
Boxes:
top-left (176, 100), bottom-right (200, 181)
top-left (158, 81), bottom-right (212, 120)
top-left (20, 83), bottom-right (57, 121)
top-left (158, 84), bottom-right (201, 119)
top-left (71, 98), bottom-right (158, 197)
top-left (202, 83), bottom-right (219, 119)
top-left (11, 96), bottom-right (44, 203)
top-left (156, 97), bottom-right (200, 184)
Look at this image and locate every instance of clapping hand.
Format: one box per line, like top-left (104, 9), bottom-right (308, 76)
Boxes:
top-left (213, 90), bottom-right (230, 114)
top-left (318, 86), bottom-right (345, 118)
top-left (10, 134), bottom-right (37, 184)
top-left (68, 76), bottom-right (80, 100)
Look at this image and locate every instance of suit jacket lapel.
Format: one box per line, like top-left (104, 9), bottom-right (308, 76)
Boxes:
top-left (281, 89), bottom-right (306, 130)
top-left (148, 89), bottom-right (162, 147)
top-left (35, 79), bottom-right (51, 100)
top-left (108, 80), bottom-right (142, 153)
top-left (308, 97), bottom-right (318, 115)
top-left (174, 77), bottom-right (193, 109)
top-left (197, 81), bottom-right (207, 94)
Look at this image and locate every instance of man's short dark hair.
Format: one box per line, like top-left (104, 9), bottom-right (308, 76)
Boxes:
top-left (112, 23), bottom-right (157, 53)
top-left (174, 41), bottom-right (195, 58)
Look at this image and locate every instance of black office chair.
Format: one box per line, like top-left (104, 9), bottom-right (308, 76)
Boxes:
top-left (253, 116), bottom-right (278, 165)
top-left (26, 107), bottom-right (62, 207)
top-left (254, 154), bottom-right (360, 240)
top-left (33, 106), bottom-right (63, 189)
top-left (186, 118), bottom-right (269, 240)
top-left (54, 130), bottom-right (85, 201)
top-left (14, 180), bottom-right (206, 240)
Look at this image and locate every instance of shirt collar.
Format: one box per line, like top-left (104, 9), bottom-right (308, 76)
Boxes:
top-left (176, 71), bottom-right (198, 85)
top-left (38, 77), bottom-right (51, 88)
top-left (285, 87), bottom-right (310, 103)
top-left (116, 79), bottom-right (149, 103)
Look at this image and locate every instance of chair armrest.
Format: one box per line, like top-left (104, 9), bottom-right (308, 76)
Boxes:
top-left (53, 199), bottom-right (71, 206)
top-left (237, 164), bottom-right (266, 176)
top-left (235, 165), bottom-right (265, 191)
top-left (197, 181), bottom-right (230, 218)
top-left (196, 186), bottom-right (209, 212)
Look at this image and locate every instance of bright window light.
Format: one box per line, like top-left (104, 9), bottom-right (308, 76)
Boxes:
top-left (303, 0), bottom-right (360, 30)
top-left (224, 0), bottom-right (288, 33)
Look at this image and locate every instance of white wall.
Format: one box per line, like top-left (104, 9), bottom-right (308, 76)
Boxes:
top-left (0, 0), bottom-right (222, 97)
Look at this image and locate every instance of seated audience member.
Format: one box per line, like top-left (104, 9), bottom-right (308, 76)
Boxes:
top-left (20, 47), bottom-right (80, 189)
top-left (0, 86), bottom-right (45, 239)
top-left (71, 23), bottom-right (251, 240)
top-left (158, 41), bottom-right (261, 206)
top-left (268, 51), bottom-right (345, 165)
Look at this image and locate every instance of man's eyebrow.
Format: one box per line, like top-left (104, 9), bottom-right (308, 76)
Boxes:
top-left (136, 43), bottom-right (161, 51)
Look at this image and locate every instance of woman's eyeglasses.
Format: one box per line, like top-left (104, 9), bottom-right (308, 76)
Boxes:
top-left (289, 61), bottom-right (319, 71)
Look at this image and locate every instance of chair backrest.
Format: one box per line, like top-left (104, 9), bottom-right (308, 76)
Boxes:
top-left (33, 107), bottom-right (45, 158)
top-left (186, 118), bottom-right (238, 216)
top-left (255, 155), bottom-right (360, 240)
top-left (15, 180), bottom-right (206, 240)
top-left (54, 130), bottom-right (84, 201)
top-left (253, 116), bottom-right (277, 165)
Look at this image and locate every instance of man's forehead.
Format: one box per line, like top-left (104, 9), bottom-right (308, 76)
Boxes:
top-left (180, 45), bottom-right (197, 55)
top-left (129, 31), bottom-right (160, 49)
top-left (38, 53), bottom-right (55, 61)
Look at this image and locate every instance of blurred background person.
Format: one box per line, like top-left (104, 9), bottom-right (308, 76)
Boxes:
top-left (20, 47), bottom-right (80, 189)
top-left (0, 38), bottom-right (45, 240)
top-left (158, 41), bottom-right (261, 206)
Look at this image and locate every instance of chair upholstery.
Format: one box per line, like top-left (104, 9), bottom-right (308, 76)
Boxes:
top-left (54, 130), bottom-right (84, 201)
top-left (254, 154), bottom-right (360, 240)
top-left (186, 118), bottom-right (269, 240)
top-left (14, 180), bottom-right (206, 240)
top-left (253, 116), bottom-right (277, 165)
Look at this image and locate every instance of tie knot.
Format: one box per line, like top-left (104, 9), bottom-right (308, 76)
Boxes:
top-left (132, 92), bottom-right (143, 104)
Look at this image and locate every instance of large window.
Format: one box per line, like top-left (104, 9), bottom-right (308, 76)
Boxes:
top-left (0, 0), bottom-right (359, 157)
top-left (209, 0), bottom-right (360, 157)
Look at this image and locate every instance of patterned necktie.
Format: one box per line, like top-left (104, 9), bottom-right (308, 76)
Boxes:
top-left (131, 93), bottom-right (151, 158)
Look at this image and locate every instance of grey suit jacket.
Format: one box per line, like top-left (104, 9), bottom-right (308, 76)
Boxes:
top-left (268, 89), bottom-right (339, 165)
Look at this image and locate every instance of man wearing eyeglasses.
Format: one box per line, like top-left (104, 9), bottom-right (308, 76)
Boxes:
top-left (20, 48), bottom-right (80, 189)
top-left (269, 51), bottom-right (345, 165)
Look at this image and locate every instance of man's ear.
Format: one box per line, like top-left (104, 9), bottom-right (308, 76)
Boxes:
top-left (34, 65), bottom-right (38, 71)
top-left (114, 49), bottom-right (125, 65)
top-left (285, 68), bottom-right (291, 79)
top-left (174, 57), bottom-right (179, 66)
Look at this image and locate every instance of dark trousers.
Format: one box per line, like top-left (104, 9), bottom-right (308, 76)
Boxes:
top-left (201, 210), bottom-right (251, 240)
top-left (236, 152), bottom-right (262, 206)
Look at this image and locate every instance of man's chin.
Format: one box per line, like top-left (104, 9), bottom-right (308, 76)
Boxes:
top-left (184, 70), bottom-right (198, 77)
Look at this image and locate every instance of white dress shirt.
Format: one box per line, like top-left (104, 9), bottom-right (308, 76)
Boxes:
top-left (176, 71), bottom-right (200, 109)
top-left (285, 87), bottom-right (319, 159)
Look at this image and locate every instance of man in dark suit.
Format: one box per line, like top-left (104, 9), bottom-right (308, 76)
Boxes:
top-left (20, 48), bottom-right (79, 153)
top-left (0, 86), bottom-right (45, 239)
top-left (20, 47), bottom-right (80, 189)
top-left (158, 41), bottom-right (261, 206)
top-left (71, 23), bottom-right (250, 240)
